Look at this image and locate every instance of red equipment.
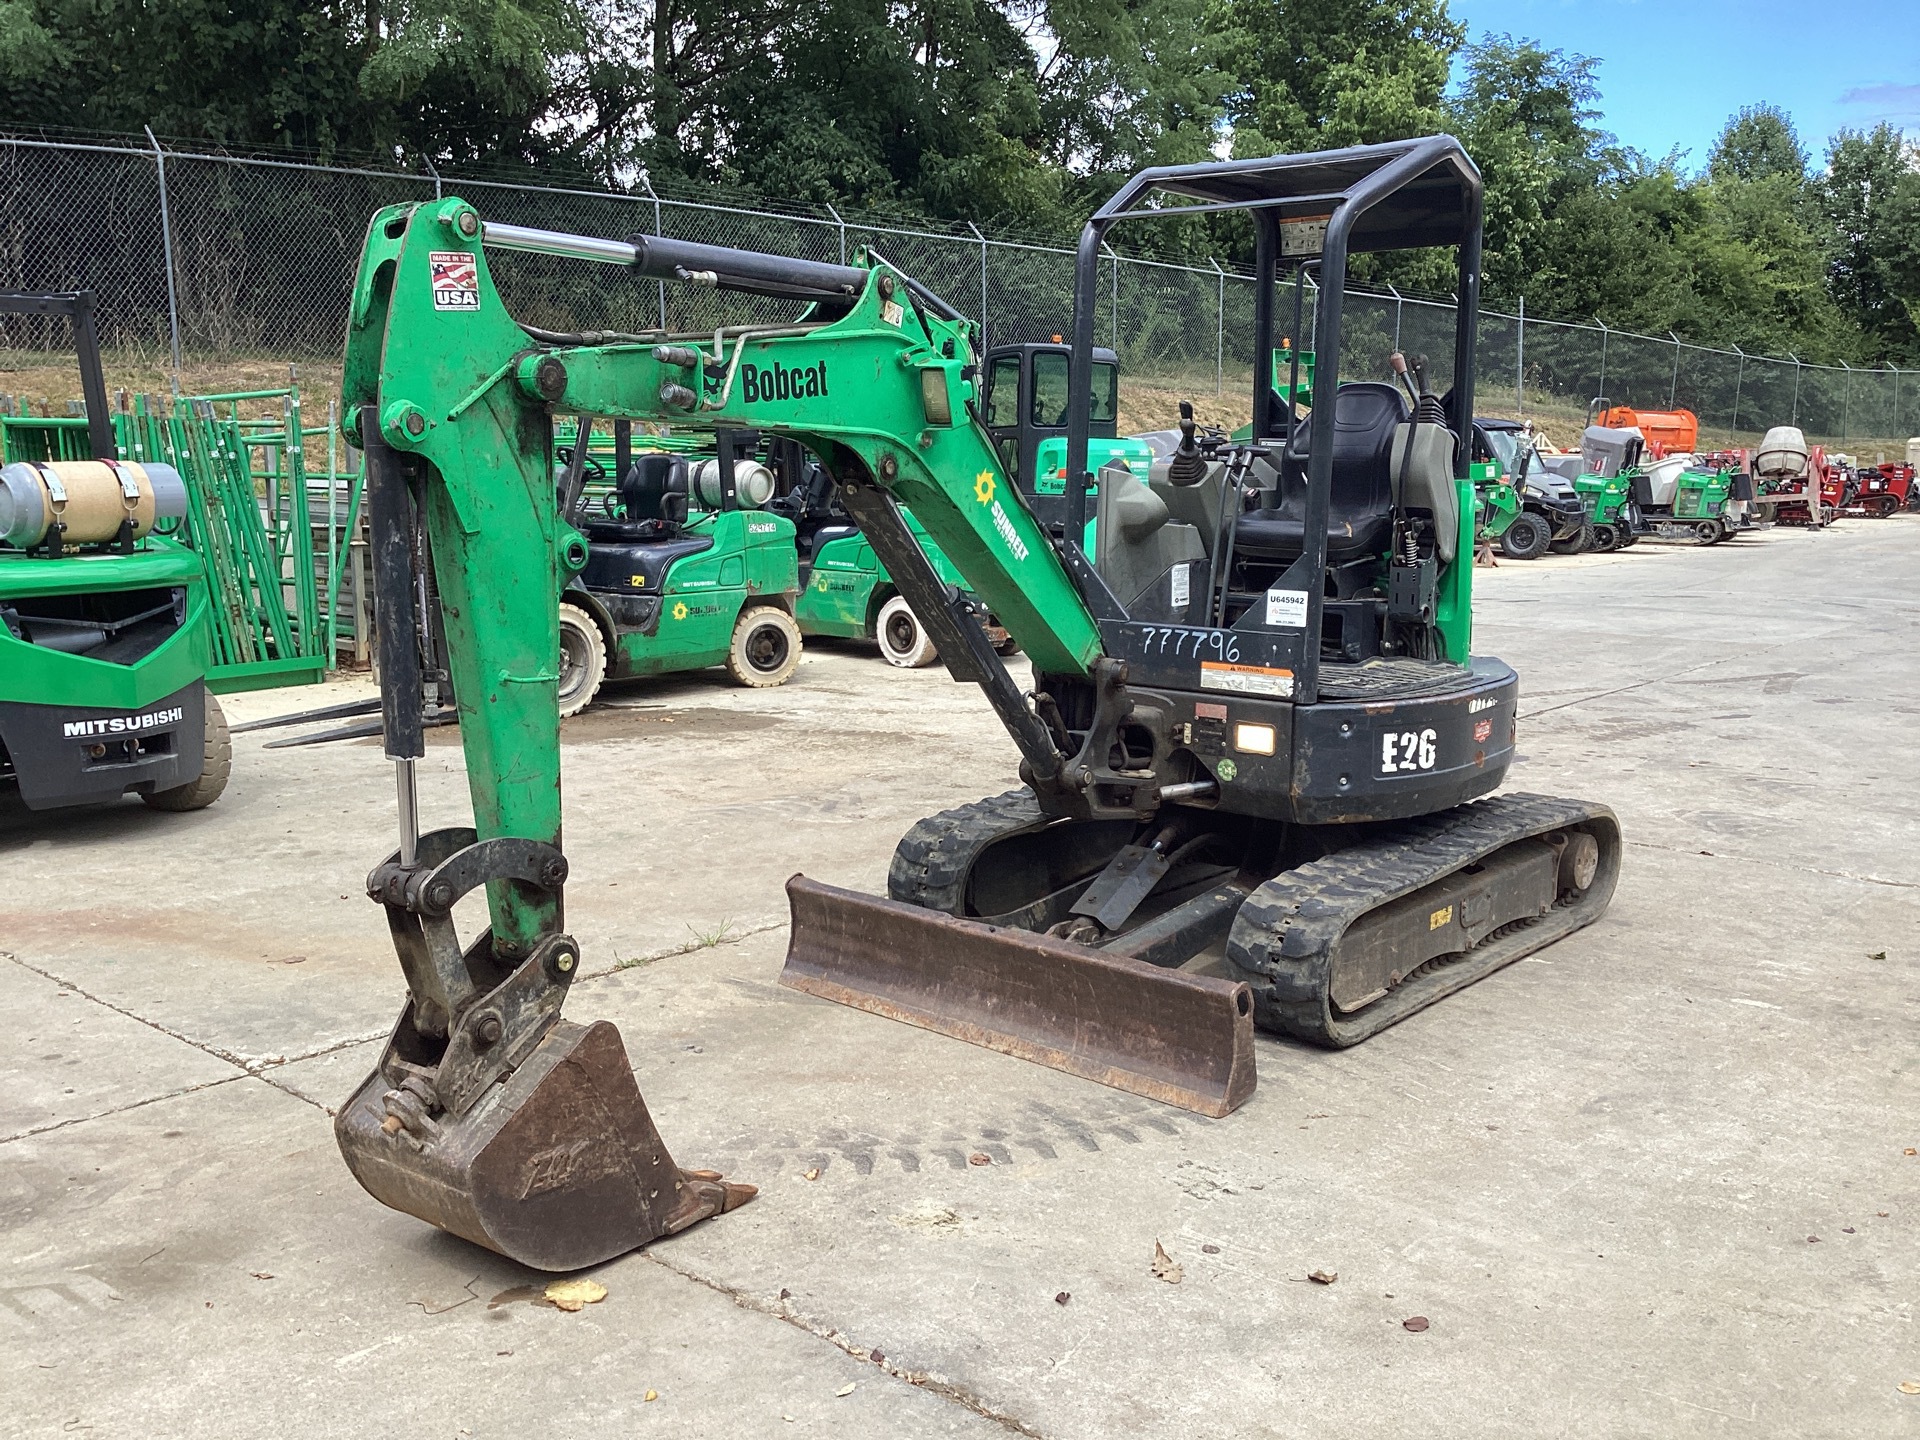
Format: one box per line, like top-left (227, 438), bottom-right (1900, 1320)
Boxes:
top-left (1843, 463), bottom-right (1914, 518)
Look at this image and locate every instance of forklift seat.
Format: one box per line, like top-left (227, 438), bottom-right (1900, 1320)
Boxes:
top-left (1232, 382), bottom-right (1407, 563)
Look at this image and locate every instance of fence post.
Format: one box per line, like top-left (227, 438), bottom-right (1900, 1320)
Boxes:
top-left (1895, 364), bottom-right (1902, 437)
top-left (638, 171), bottom-right (666, 329)
top-left (1668, 331), bottom-right (1681, 407)
top-left (1840, 360), bottom-right (1852, 438)
top-left (422, 155), bottom-right (443, 200)
top-left (825, 203), bottom-right (846, 265)
top-left (1209, 258), bottom-right (1226, 396)
top-left (1789, 354), bottom-right (1801, 425)
top-left (1387, 283), bottom-right (1402, 350)
top-left (1595, 319), bottom-right (1609, 404)
top-left (1516, 295), bottom-right (1525, 415)
top-left (966, 222), bottom-right (988, 348)
top-left (1103, 243), bottom-right (1119, 350)
top-left (144, 126), bottom-right (183, 384)
top-left (1731, 344), bottom-right (1745, 434)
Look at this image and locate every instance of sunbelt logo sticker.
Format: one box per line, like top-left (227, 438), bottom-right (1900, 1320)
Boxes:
top-left (974, 471), bottom-right (1028, 563)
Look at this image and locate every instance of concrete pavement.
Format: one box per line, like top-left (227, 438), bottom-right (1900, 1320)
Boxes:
top-left (4, 519), bottom-right (1917, 1438)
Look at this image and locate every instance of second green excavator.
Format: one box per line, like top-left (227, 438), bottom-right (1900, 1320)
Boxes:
top-left (333, 136), bottom-right (1621, 1271)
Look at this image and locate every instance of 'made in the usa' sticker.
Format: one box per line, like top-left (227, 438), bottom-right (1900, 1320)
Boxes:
top-left (430, 251), bottom-right (479, 311)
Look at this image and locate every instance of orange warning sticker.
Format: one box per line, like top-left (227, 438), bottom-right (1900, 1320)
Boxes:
top-left (1199, 661), bottom-right (1294, 698)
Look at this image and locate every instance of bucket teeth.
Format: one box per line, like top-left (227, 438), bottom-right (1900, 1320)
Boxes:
top-left (337, 1017), bottom-right (751, 1271)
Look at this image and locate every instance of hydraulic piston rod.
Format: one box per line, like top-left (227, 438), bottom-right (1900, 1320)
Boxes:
top-left (482, 222), bottom-right (868, 302)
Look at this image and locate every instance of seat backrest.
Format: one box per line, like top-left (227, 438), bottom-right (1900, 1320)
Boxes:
top-left (1272, 381), bottom-right (1408, 529)
top-left (618, 453), bottom-right (689, 524)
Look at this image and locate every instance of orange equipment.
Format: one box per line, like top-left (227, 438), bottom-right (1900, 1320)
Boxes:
top-left (1594, 404), bottom-right (1698, 457)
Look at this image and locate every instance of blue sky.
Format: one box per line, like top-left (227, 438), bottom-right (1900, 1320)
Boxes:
top-left (1448, 0), bottom-right (1919, 171)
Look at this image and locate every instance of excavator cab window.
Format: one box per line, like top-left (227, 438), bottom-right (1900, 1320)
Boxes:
top-left (1031, 352), bottom-right (1071, 427)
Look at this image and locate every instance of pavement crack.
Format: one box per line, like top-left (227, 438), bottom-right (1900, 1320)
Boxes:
top-left (4, 949), bottom-right (259, 1071)
top-left (643, 1250), bottom-right (1049, 1438)
top-left (577, 918), bottom-right (787, 982)
top-left (0, 1072), bottom-right (254, 1145)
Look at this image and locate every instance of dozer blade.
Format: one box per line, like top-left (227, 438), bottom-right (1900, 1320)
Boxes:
top-left (780, 875), bottom-right (1256, 1117)
top-left (336, 1018), bottom-right (754, 1272)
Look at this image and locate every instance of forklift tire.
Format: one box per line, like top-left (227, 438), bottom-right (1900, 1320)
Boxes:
top-left (1498, 512), bottom-right (1551, 560)
top-left (557, 603), bottom-right (607, 717)
top-left (1549, 523), bottom-right (1592, 555)
top-left (877, 595), bottom-right (939, 668)
top-left (727, 605), bottom-right (802, 688)
top-left (142, 690), bottom-right (231, 812)
top-left (1589, 524), bottom-right (1618, 552)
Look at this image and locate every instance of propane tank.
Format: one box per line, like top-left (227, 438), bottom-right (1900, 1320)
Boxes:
top-left (0, 460), bottom-right (188, 549)
top-left (691, 457), bottom-right (776, 510)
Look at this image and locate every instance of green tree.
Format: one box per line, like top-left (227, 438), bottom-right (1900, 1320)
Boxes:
top-left (1708, 104), bottom-right (1807, 184)
top-left (1819, 124), bottom-right (1920, 358)
top-left (1447, 35), bottom-right (1604, 301)
top-left (1216, 0), bottom-right (1463, 158)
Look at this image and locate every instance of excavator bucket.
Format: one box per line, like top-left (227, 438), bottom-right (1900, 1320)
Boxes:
top-left (336, 1018), bottom-right (754, 1272)
top-left (779, 876), bottom-right (1257, 1117)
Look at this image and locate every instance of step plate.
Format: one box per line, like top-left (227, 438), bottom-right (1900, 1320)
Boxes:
top-left (780, 876), bottom-right (1256, 1117)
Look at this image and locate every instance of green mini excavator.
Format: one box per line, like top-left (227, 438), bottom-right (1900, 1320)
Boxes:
top-left (334, 137), bottom-right (1620, 1271)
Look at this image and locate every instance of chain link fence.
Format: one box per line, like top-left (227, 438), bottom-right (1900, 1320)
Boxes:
top-left (4, 131), bottom-right (1917, 452)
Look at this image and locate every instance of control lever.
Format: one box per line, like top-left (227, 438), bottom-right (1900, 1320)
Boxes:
top-left (1167, 401), bottom-right (1208, 487)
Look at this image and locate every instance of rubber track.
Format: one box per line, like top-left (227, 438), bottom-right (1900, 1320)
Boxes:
top-left (887, 789), bottom-right (1053, 915)
top-left (1226, 791), bottom-right (1620, 1048)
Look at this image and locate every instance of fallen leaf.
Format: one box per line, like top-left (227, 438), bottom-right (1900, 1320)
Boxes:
top-left (249, 1272), bottom-right (275, 1280)
top-left (644, 1390), bottom-right (658, 1403)
top-left (968, 1153), bottom-right (992, 1166)
top-left (544, 1278), bottom-right (607, 1312)
top-left (1151, 1240), bottom-right (1183, 1284)
top-left (1868, 950), bottom-right (1888, 960)
top-left (1309, 1270), bottom-right (1338, 1285)
top-left (1906, 1149), bottom-right (1916, 1157)
top-left (836, 1383), bottom-right (856, 1398)
top-left (870, 1350), bottom-right (885, 1366)
top-left (1807, 1235), bottom-right (1820, 1244)
top-left (1900, 1382), bottom-right (1920, 1396)
top-left (1843, 1227), bottom-right (1856, 1234)
top-left (1055, 1291), bottom-right (1071, 1306)
top-left (282, 955), bottom-right (306, 965)
top-left (1878, 1212), bottom-right (1890, 1218)
top-left (802, 1168), bottom-right (821, 1181)
top-left (497, 1351), bottom-right (512, 1357)
top-left (1698, 849), bottom-right (1713, 856)
top-left (779, 1288), bottom-right (792, 1300)
top-left (1403, 1316), bottom-right (1429, 1333)
top-left (1201, 1244), bottom-right (1221, 1255)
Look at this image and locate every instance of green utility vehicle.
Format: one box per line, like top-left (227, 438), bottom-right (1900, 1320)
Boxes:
top-left (1625, 451), bottom-right (1755, 544)
top-left (554, 428), bottom-right (802, 714)
top-left (1468, 421), bottom-right (1522, 548)
top-left (0, 291), bottom-right (229, 812)
top-left (776, 453), bottom-right (1013, 666)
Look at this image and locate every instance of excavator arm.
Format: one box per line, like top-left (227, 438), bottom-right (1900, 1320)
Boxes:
top-left (332, 197), bottom-right (1134, 1268)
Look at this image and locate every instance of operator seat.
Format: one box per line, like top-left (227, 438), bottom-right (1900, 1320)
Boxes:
top-left (1232, 381), bottom-right (1408, 563)
top-left (580, 453), bottom-right (716, 587)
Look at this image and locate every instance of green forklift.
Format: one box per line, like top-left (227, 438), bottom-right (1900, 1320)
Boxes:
top-left (0, 291), bottom-right (229, 812)
top-left (554, 424), bottom-right (802, 714)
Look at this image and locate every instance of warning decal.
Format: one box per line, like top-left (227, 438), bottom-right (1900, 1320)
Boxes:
top-left (1199, 661), bottom-right (1294, 698)
top-left (430, 251), bottom-right (479, 311)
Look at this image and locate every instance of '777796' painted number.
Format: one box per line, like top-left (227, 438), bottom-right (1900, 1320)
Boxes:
top-left (1379, 728), bottom-right (1437, 775)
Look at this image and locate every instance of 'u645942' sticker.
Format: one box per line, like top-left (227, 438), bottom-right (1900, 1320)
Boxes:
top-left (430, 252), bottom-right (479, 310)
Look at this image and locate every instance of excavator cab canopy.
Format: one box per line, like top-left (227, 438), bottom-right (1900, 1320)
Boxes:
top-left (1061, 136), bottom-right (1484, 700)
